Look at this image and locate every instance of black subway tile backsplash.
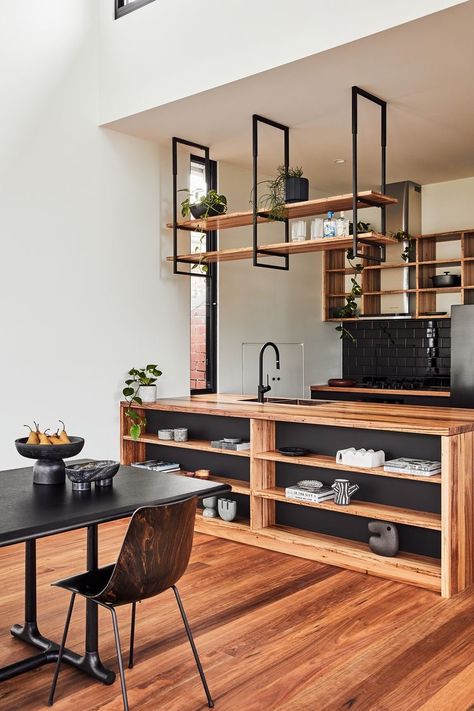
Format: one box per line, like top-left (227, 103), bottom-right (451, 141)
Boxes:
top-left (342, 319), bottom-right (451, 379)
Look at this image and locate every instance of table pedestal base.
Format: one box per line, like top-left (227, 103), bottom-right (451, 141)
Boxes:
top-left (1, 531), bottom-right (115, 685)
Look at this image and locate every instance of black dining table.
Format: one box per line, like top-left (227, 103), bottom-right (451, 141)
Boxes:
top-left (0, 463), bottom-right (230, 685)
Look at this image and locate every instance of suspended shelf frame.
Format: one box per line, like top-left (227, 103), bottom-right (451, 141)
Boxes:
top-left (252, 114), bottom-right (290, 271)
top-left (352, 86), bottom-right (388, 263)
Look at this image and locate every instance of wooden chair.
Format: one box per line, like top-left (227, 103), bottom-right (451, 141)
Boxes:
top-left (47, 496), bottom-right (213, 710)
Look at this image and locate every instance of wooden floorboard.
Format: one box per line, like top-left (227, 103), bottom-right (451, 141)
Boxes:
top-left (0, 520), bottom-right (473, 710)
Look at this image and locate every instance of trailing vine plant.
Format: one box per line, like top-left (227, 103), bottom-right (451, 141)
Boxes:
top-left (250, 165), bottom-right (305, 221)
top-left (334, 248), bottom-right (364, 341)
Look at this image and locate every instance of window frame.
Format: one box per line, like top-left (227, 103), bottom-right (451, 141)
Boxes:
top-left (189, 155), bottom-right (218, 396)
top-left (115, 0), bottom-right (156, 19)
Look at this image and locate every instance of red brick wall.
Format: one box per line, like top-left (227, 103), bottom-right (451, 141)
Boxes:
top-left (190, 279), bottom-right (207, 390)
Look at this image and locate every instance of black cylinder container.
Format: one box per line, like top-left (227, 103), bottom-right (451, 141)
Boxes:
top-left (285, 177), bottom-right (309, 203)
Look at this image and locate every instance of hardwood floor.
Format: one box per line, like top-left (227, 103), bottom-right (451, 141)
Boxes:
top-left (0, 521), bottom-right (474, 710)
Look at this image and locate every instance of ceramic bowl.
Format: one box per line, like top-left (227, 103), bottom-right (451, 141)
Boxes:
top-left (66, 460), bottom-right (120, 491)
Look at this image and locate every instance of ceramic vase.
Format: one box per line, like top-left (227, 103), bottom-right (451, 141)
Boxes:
top-left (218, 498), bottom-right (237, 522)
top-left (139, 385), bottom-right (156, 403)
top-left (202, 496), bottom-right (218, 518)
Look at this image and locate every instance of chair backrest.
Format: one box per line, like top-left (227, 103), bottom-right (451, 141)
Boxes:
top-left (97, 496), bottom-right (197, 606)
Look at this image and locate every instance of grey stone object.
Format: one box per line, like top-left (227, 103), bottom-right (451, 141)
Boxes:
top-left (65, 460), bottom-right (120, 491)
top-left (202, 496), bottom-right (218, 518)
top-left (368, 520), bottom-right (399, 557)
top-left (218, 498), bottom-right (237, 522)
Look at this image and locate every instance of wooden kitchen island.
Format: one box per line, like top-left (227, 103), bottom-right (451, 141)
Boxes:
top-left (120, 395), bottom-right (474, 598)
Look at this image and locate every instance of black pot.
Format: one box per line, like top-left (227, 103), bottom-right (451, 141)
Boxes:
top-left (430, 271), bottom-right (461, 288)
top-left (190, 202), bottom-right (226, 219)
top-left (15, 436), bottom-right (85, 485)
top-left (285, 177), bottom-right (309, 203)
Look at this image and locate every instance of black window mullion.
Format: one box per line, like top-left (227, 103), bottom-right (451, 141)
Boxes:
top-left (115, 0), bottom-right (156, 19)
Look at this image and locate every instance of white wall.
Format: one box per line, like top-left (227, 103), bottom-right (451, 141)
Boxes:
top-left (422, 177), bottom-right (474, 232)
top-left (217, 163), bottom-right (341, 395)
top-left (98, 0), bottom-right (465, 123)
top-left (0, 1), bottom-right (188, 469)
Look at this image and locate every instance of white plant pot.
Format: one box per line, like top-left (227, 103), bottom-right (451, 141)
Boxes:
top-left (138, 385), bottom-right (157, 403)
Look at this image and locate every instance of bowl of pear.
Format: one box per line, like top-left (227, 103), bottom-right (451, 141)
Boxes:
top-left (15, 421), bottom-right (85, 486)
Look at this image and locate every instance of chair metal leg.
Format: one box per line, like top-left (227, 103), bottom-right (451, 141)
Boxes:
top-left (110, 606), bottom-right (130, 711)
top-left (172, 585), bottom-right (214, 708)
top-left (47, 593), bottom-right (76, 706)
top-left (129, 602), bottom-right (136, 669)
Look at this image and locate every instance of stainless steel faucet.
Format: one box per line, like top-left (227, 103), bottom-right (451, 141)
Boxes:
top-left (257, 342), bottom-right (281, 403)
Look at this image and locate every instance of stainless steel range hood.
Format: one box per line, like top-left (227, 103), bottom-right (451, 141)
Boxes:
top-left (379, 180), bottom-right (421, 317)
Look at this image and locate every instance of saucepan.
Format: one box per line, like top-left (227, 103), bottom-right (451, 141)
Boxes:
top-left (430, 271), bottom-right (461, 288)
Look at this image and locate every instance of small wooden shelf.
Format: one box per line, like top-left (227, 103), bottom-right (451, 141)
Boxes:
top-left (194, 510), bottom-right (250, 536)
top-left (174, 472), bottom-right (250, 496)
top-left (168, 233), bottom-right (397, 266)
top-left (323, 228), bottom-right (474, 321)
top-left (254, 487), bottom-right (441, 530)
top-left (253, 450), bottom-right (442, 483)
top-left (167, 191), bottom-right (397, 233)
top-left (259, 525), bottom-right (441, 592)
top-left (123, 434), bottom-right (250, 458)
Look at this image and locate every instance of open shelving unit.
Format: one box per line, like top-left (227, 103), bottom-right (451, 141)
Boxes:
top-left (324, 228), bottom-right (474, 321)
top-left (118, 402), bottom-right (470, 596)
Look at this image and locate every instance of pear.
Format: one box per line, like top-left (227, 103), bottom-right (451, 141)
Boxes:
top-left (38, 429), bottom-right (52, 446)
top-left (49, 430), bottom-right (63, 445)
top-left (24, 425), bottom-right (39, 445)
top-left (58, 420), bottom-right (71, 444)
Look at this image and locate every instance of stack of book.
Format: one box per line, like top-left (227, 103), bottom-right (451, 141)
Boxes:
top-left (285, 484), bottom-right (335, 503)
top-left (383, 458), bottom-right (441, 476)
top-left (210, 440), bottom-right (250, 451)
top-left (131, 459), bottom-right (180, 473)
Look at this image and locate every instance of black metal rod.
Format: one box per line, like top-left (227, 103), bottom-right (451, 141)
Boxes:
top-left (173, 585), bottom-right (214, 708)
top-left (252, 114), bottom-right (259, 267)
top-left (111, 607), bottom-right (130, 711)
top-left (47, 593), bottom-right (76, 706)
top-left (128, 602), bottom-right (136, 669)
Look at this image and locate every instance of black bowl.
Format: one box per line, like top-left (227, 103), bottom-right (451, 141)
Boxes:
top-left (15, 436), bottom-right (85, 485)
top-left (190, 202), bottom-right (226, 219)
top-left (66, 460), bottom-right (120, 491)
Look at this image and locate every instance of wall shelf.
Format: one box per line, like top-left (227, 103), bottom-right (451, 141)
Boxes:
top-left (254, 487), bottom-right (441, 530)
top-left (167, 233), bottom-right (397, 266)
top-left (253, 450), bottom-right (442, 483)
top-left (173, 472), bottom-right (250, 496)
top-left (167, 191), bottom-right (397, 233)
top-left (324, 228), bottom-right (474, 320)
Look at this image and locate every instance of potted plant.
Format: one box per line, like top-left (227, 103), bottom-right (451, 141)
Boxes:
top-left (252, 165), bottom-right (309, 220)
top-left (125, 365), bottom-right (162, 404)
top-left (282, 165), bottom-right (309, 203)
top-left (180, 189), bottom-right (228, 220)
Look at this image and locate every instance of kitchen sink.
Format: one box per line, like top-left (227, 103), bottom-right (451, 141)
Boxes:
top-left (241, 397), bottom-right (330, 406)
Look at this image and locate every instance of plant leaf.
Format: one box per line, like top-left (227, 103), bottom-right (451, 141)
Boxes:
top-left (130, 424), bottom-right (141, 440)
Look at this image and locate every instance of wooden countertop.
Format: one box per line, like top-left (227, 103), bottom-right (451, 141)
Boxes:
top-left (310, 385), bottom-right (451, 398)
top-left (122, 394), bottom-right (474, 436)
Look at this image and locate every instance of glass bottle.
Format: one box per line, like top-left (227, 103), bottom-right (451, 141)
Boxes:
top-left (336, 211), bottom-right (350, 237)
top-left (323, 211), bottom-right (337, 238)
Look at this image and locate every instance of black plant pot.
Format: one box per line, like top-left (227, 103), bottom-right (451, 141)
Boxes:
top-left (285, 177), bottom-right (309, 203)
top-left (190, 202), bottom-right (226, 219)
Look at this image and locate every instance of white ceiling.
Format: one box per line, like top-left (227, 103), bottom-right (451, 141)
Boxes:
top-left (104, 1), bottom-right (474, 194)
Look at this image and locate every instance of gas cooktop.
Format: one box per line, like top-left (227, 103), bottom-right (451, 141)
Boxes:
top-left (356, 376), bottom-right (450, 391)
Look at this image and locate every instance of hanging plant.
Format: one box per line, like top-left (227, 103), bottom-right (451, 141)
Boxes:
top-left (178, 189), bottom-right (227, 275)
top-left (250, 165), bottom-right (307, 221)
top-left (334, 248), bottom-right (364, 341)
top-left (391, 229), bottom-right (416, 262)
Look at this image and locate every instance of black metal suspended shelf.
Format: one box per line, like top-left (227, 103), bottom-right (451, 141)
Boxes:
top-left (168, 86), bottom-right (394, 275)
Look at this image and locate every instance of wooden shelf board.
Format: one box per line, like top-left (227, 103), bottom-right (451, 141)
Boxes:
top-left (418, 287), bottom-right (461, 293)
top-left (259, 524), bottom-right (441, 591)
top-left (194, 510), bottom-right (250, 535)
top-left (326, 262), bottom-right (414, 273)
top-left (254, 450), bottom-right (442, 483)
top-left (254, 487), bottom-right (441, 530)
top-left (328, 289), bottom-right (415, 297)
top-left (419, 258), bottom-right (462, 266)
top-left (168, 233), bottom-right (397, 265)
top-left (173, 472), bottom-right (250, 496)
top-left (123, 434), bottom-right (250, 458)
top-left (167, 191), bottom-right (397, 232)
